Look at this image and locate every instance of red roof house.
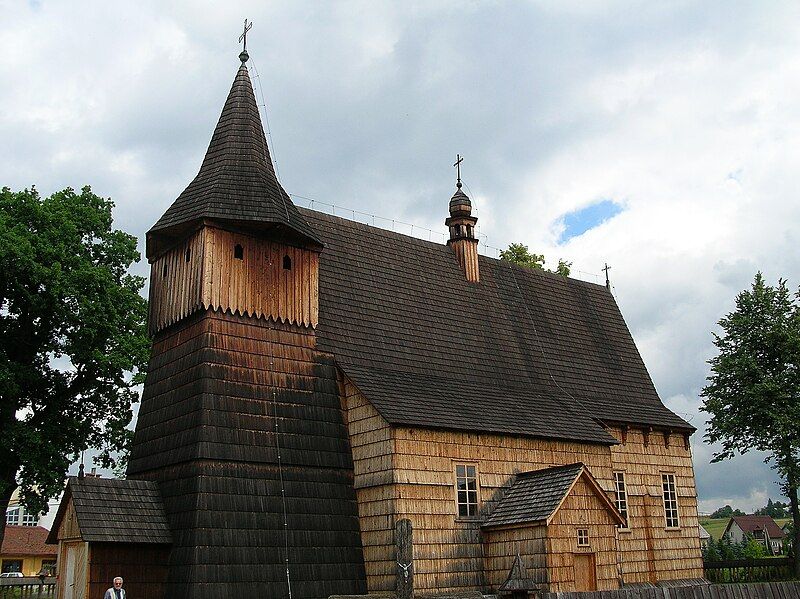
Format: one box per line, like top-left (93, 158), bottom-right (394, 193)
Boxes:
top-left (723, 516), bottom-right (786, 555)
top-left (1, 526), bottom-right (56, 576)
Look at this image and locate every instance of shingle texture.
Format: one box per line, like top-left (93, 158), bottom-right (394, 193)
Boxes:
top-left (302, 210), bottom-right (692, 442)
top-left (52, 477), bottom-right (171, 544)
top-left (148, 61), bottom-right (320, 256)
top-left (1, 526), bottom-right (55, 557)
top-left (482, 463), bottom-right (585, 528)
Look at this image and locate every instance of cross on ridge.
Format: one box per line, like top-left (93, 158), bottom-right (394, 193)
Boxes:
top-left (603, 263), bottom-right (612, 290)
top-left (453, 154), bottom-right (464, 188)
top-left (239, 18), bottom-right (253, 53)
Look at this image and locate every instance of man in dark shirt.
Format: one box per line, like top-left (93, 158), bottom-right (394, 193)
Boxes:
top-left (103, 576), bottom-right (125, 599)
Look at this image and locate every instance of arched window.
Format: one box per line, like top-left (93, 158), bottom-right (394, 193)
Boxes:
top-left (283, 255), bottom-right (292, 270)
top-left (234, 244), bottom-right (244, 260)
top-left (185, 248), bottom-right (191, 262)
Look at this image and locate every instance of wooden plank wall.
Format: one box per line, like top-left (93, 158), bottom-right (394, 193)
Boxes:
top-left (607, 426), bottom-right (704, 584)
top-left (546, 476), bottom-right (619, 592)
top-left (483, 525), bottom-right (547, 589)
top-left (88, 544), bottom-right (169, 599)
top-left (341, 376), bottom-right (396, 592)
top-left (543, 581), bottom-right (800, 599)
top-left (56, 500), bottom-right (81, 541)
top-left (450, 239), bottom-right (479, 283)
top-left (148, 229), bottom-right (204, 335)
top-left (148, 226), bottom-right (319, 335)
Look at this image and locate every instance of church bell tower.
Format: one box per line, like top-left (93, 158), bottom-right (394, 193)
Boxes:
top-left (128, 35), bottom-right (366, 599)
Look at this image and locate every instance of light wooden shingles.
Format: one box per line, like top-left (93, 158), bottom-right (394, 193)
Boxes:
top-left (608, 426), bottom-right (704, 584)
top-left (342, 377), bottom-right (395, 591)
top-left (546, 477), bottom-right (618, 592)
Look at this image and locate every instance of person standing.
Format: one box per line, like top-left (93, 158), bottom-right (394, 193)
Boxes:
top-left (104, 576), bottom-right (126, 599)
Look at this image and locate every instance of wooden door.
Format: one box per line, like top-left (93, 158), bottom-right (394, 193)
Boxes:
top-left (63, 542), bottom-right (88, 599)
top-left (573, 553), bottom-right (597, 592)
top-left (63, 543), bottom-right (77, 599)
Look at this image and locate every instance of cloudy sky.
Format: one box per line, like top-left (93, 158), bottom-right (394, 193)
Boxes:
top-left (2, 0), bottom-right (800, 514)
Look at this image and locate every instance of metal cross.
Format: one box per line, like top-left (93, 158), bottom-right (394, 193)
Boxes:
top-left (453, 154), bottom-right (464, 188)
top-left (603, 263), bottom-right (612, 290)
top-left (239, 18), bottom-right (253, 53)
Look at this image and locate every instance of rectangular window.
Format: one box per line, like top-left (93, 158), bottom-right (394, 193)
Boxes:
top-left (662, 473), bottom-right (680, 528)
top-left (577, 528), bottom-right (589, 546)
top-left (21, 510), bottom-right (38, 526)
top-left (455, 464), bottom-right (479, 517)
top-left (5, 508), bottom-right (19, 526)
top-left (1, 560), bottom-right (22, 574)
top-left (613, 471), bottom-right (629, 528)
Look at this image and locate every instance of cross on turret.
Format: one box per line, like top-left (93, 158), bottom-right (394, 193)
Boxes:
top-left (453, 154), bottom-right (464, 189)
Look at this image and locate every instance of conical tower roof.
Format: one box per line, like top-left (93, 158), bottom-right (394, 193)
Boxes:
top-left (147, 57), bottom-right (321, 259)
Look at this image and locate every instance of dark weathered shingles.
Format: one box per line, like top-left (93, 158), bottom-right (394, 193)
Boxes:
top-left (147, 62), bottom-right (320, 257)
top-left (302, 209), bottom-right (691, 439)
top-left (482, 463), bottom-right (585, 528)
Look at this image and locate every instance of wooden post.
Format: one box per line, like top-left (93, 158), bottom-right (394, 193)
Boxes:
top-left (396, 518), bottom-right (413, 599)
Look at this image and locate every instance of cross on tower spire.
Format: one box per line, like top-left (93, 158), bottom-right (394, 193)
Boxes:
top-left (239, 18), bottom-right (253, 63)
top-left (453, 154), bottom-right (464, 189)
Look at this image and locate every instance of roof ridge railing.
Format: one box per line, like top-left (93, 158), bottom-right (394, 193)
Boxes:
top-left (289, 192), bottom-right (603, 285)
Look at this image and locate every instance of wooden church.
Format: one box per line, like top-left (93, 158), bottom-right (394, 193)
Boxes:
top-left (48, 43), bottom-right (704, 599)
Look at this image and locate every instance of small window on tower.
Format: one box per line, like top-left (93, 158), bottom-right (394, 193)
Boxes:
top-left (185, 248), bottom-right (191, 262)
top-left (234, 244), bottom-right (244, 260)
top-left (283, 255), bottom-right (292, 270)
top-left (162, 263), bottom-right (168, 278)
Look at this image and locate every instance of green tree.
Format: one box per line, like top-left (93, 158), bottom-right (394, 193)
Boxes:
top-left (0, 187), bottom-right (149, 550)
top-left (700, 273), bottom-right (800, 575)
top-left (741, 534), bottom-right (767, 559)
top-left (710, 504), bottom-right (745, 519)
top-left (500, 243), bottom-right (572, 277)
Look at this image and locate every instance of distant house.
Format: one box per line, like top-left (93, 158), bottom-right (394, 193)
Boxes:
top-left (723, 515), bottom-right (786, 555)
top-left (1, 526), bottom-right (57, 575)
top-left (699, 525), bottom-right (711, 549)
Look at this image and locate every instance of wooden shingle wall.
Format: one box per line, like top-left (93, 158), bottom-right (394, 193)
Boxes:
top-left (545, 476), bottom-right (619, 592)
top-left (483, 525), bottom-right (547, 589)
top-left (608, 426), bottom-right (704, 584)
top-left (391, 426), bottom-right (614, 593)
top-left (148, 227), bottom-right (319, 335)
top-left (128, 311), bottom-right (366, 599)
top-left (341, 376), bottom-right (396, 592)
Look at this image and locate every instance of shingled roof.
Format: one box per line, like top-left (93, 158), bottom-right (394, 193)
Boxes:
top-left (302, 209), bottom-right (692, 444)
top-left (482, 463), bottom-right (623, 528)
top-left (147, 58), bottom-right (320, 259)
top-left (46, 477), bottom-right (171, 545)
top-left (726, 515), bottom-right (786, 539)
top-left (1, 526), bottom-right (55, 557)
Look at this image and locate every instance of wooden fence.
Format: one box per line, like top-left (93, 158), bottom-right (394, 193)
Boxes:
top-left (543, 581), bottom-right (800, 599)
top-left (703, 557), bottom-right (794, 583)
top-left (0, 576), bottom-right (56, 599)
